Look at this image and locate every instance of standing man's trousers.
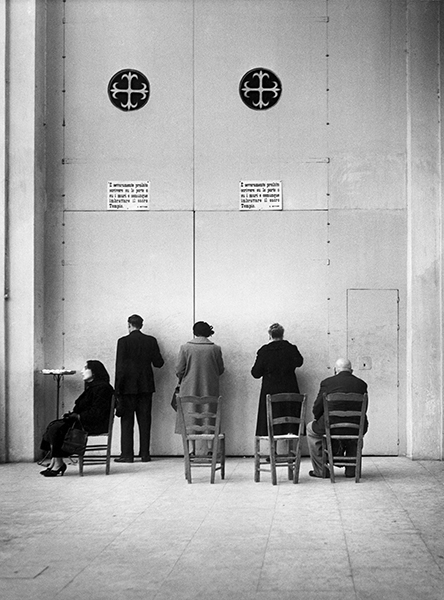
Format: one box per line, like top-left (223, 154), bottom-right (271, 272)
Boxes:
top-left (119, 393), bottom-right (153, 458)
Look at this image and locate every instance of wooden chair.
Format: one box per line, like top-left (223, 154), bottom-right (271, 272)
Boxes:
top-left (78, 395), bottom-right (116, 476)
top-left (176, 395), bottom-right (225, 484)
top-left (322, 392), bottom-right (368, 483)
top-left (254, 393), bottom-right (307, 485)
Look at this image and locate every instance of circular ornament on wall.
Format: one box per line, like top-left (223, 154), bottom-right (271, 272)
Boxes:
top-left (239, 68), bottom-right (282, 110)
top-left (108, 69), bottom-right (150, 111)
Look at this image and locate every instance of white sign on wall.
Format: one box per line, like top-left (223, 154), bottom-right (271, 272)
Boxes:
top-left (107, 181), bottom-right (150, 210)
top-left (239, 180), bottom-right (282, 211)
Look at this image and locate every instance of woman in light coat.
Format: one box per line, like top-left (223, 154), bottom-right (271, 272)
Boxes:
top-left (175, 321), bottom-right (224, 438)
top-left (176, 321), bottom-right (224, 397)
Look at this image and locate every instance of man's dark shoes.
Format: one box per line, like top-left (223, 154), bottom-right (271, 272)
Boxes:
top-left (309, 469), bottom-right (330, 479)
top-left (141, 455), bottom-right (151, 462)
top-left (114, 456), bottom-right (134, 463)
top-left (345, 468), bottom-right (356, 478)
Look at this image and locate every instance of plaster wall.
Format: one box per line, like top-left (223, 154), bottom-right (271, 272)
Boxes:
top-left (37, 0), bottom-right (414, 457)
top-left (0, 0), bottom-right (436, 460)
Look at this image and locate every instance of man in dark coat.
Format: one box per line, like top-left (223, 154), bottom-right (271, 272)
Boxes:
top-left (114, 314), bottom-right (164, 463)
top-left (307, 357), bottom-right (368, 478)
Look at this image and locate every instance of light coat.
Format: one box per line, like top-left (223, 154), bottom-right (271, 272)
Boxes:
top-left (176, 337), bottom-right (224, 397)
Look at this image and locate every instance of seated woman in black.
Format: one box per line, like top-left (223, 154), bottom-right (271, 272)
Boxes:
top-left (40, 360), bottom-right (114, 477)
top-left (251, 323), bottom-right (304, 437)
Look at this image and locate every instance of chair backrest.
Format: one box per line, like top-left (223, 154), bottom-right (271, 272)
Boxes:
top-left (323, 392), bottom-right (368, 438)
top-left (87, 394), bottom-right (116, 438)
top-left (266, 393), bottom-right (307, 438)
top-left (106, 394), bottom-right (116, 435)
top-left (78, 395), bottom-right (116, 476)
top-left (177, 396), bottom-right (222, 438)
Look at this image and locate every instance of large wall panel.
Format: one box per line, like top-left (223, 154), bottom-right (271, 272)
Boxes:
top-left (194, 211), bottom-right (329, 454)
top-left (64, 0), bottom-right (193, 211)
top-left (328, 0), bottom-right (407, 209)
top-left (194, 0), bottom-right (329, 211)
top-left (63, 212), bottom-right (194, 455)
top-left (327, 209), bottom-right (406, 453)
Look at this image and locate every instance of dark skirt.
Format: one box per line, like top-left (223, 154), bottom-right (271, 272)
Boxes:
top-left (40, 419), bottom-right (72, 457)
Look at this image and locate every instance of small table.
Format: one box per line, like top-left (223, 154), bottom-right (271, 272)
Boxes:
top-left (41, 369), bottom-right (77, 417)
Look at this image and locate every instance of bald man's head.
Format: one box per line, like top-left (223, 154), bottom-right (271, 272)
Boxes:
top-left (334, 357), bottom-right (353, 374)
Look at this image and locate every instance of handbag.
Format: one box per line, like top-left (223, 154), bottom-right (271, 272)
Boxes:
top-left (61, 421), bottom-right (88, 455)
top-left (170, 385), bottom-right (180, 412)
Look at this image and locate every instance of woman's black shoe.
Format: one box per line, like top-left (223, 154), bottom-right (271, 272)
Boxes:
top-left (41, 463), bottom-right (67, 477)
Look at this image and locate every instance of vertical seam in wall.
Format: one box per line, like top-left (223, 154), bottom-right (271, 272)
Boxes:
top-left (439, 0), bottom-right (443, 459)
top-left (405, 0), bottom-right (413, 458)
top-left (61, 0), bottom-right (66, 373)
top-left (192, 0), bottom-right (196, 323)
top-left (326, 0), bottom-right (331, 366)
top-left (0, 0), bottom-right (9, 462)
top-left (397, 288), bottom-right (400, 451)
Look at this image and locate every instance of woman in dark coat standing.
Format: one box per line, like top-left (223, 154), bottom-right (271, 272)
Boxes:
top-left (40, 360), bottom-right (113, 477)
top-left (251, 323), bottom-right (304, 436)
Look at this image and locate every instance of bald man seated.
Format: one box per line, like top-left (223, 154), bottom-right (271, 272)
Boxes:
top-left (307, 358), bottom-right (368, 479)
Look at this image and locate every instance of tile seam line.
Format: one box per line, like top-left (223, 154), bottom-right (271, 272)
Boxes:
top-left (255, 483), bottom-right (280, 593)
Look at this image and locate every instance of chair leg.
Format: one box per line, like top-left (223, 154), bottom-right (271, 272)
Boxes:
top-left (254, 437), bottom-right (260, 482)
top-left (293, 439), bottom-right (302, 484)
top-left (105, 446), bottom-right (111, 475)
top-left (355, 439), bottom-right (364, 482)
top-left (269, 439), bottom-right (277, 486)
top-left (326, 437), bottom-right (335, 483)
top-left (183, 440), bottom-right (192, 484)
top-left (210, 436), bottom-right (218, 484)
top-left (287, 440), bottom-right (294, 480)
top-left (220, 437), bottom-right (225, 480)
top-left (321, 438), bottom-right (328, 479)
top-left (106, 429), bottom-right (113, 475)
top-left (78, 455), bottom-right (84, 477)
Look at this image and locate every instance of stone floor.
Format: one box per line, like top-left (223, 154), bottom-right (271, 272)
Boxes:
top-left (0, 456), bottom-right (443, 600)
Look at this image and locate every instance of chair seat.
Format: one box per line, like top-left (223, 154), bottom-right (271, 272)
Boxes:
top-left (256, 433), bottom-right (300, 440)
top-left (187, 433), bottom-right (225, 441)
